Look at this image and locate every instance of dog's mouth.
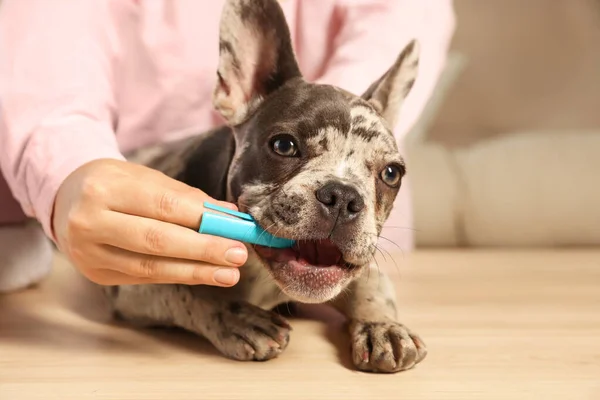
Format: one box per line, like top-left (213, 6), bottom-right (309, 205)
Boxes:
top-left (254, 239), bottom-right (357, 302)
top-left (255, 239), bottom-right (348, 266)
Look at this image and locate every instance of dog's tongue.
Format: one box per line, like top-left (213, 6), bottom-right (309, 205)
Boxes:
top-left (296, 240), bottom-right (342, 266)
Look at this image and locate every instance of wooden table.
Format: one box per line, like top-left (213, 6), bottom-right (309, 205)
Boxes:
top-left (1, 250), bottom-right (599, 399)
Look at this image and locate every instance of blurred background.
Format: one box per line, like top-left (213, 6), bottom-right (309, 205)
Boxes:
top-left (406, 0), bottom-right (600, 248)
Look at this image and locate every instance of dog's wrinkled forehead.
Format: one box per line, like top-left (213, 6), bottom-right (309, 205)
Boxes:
top-left (248, 80), bottom-right (398, 155)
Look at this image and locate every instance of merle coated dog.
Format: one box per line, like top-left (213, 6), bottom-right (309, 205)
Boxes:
top-left (109, 0), bottom-right (425, 373)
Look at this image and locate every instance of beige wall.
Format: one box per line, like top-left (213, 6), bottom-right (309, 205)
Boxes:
top-left (428, 0), bottom-right (600, 147)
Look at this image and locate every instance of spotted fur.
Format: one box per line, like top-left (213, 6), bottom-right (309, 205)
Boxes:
top-left (107, 0), bottom-right (425, 373)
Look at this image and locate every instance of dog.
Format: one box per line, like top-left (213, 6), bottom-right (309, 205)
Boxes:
top-left (108, 0), bottom-right (426, 373)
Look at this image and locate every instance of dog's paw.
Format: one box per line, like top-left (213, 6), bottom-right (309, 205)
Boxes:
top-left (211, 301), bottom-right (292, 362)
top-left (349, 320), bottom-right (427, 373)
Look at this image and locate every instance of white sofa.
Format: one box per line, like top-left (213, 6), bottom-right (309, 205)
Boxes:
top-left (406, 49), bottom-right (600, 247)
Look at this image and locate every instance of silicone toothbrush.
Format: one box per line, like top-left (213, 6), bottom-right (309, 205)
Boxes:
top-left (199, 202), bottom-right (295, 249)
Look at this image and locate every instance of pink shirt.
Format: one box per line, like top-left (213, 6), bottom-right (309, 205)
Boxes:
top-left (0, 0), bottom-right (455, 248)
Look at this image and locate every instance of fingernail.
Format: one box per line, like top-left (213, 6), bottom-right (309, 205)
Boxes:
top-left (220, 202), bottom-right (238, 210)
top-left (214, 268), bottom-right (239, 285)
top-left (225, 247), bottom-right (247, 265)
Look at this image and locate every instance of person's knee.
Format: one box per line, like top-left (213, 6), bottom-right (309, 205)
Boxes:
top-left (0, 223), bottom-right (53, 293)
top-left (0, 174), bottom-right (28, 225)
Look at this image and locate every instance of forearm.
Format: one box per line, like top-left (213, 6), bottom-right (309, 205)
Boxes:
top-left (0, 0), bottom-right (126, 241)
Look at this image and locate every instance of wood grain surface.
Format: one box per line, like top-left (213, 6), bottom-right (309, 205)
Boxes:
top-left (1, 250), bottom-right (599, 399)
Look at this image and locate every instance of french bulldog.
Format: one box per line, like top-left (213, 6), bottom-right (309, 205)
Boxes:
top-left (108, 0), bottom-right (426, 373)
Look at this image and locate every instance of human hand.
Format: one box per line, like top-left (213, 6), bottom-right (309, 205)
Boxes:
top-left (52, 159), bottom-right (248, 286)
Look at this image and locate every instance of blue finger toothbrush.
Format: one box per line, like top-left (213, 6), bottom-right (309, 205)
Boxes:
top-left (199, 202), bottom-right (295, 249)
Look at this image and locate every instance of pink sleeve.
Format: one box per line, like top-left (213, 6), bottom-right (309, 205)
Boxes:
top-left (0, 0), bottom-right (126, 242)
top-left (315, 0), bottom-right (456, 139)
top-left (313, 0), bottom-right (456, 251)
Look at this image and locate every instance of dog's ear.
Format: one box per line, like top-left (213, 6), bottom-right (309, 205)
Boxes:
top-left (362, 40), bottom-right (420, 129)
top-left (213, 0), bottom-right (302, 126)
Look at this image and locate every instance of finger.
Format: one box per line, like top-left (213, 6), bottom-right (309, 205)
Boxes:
top-left (130, 162), bottom-right (239, 214)
top-left (150, 170), bottom-right (238, 212)
top-left (79, 266), bottom-right (156, 286)
top-left (112, 161), bottom-right (226, 200)
top-left (105, 176), bottom-right (237, 230)
top-left (96, 211), bottom-right (248, 266)
top-left (81, 266), bottom-right (223, 286)
top-left (95, 245), bottom-right (241, 286)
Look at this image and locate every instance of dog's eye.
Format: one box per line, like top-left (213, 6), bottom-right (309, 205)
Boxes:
top-left (271, 135), bottom-right (299, 157)
top-left (380, 165), bottom-right (403, 187)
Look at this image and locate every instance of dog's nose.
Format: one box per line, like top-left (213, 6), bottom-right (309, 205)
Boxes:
top-left (316, 181), bottom-right (365, 221)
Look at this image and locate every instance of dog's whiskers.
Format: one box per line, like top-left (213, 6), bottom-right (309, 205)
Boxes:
top-left (379, 226), bottom-right (420, 232)
top-left (369, 243), bottom-right (401, 278)
top-left (376, 235), bottom-right (406, 261)
top-left (368, 251), bottom-right (381, 283)
top-left (365, 232), bottom-right (406, 259)
top-left (374, 245), bottom-right (387, 262)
